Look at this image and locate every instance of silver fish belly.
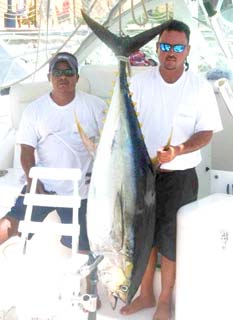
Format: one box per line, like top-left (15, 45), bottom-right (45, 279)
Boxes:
top-left (87, 63), bottom-right (155, 305)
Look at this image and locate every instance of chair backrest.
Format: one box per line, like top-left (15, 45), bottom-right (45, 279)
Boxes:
top-left (9, 77), bottom-right (90, 131)
top-left (9, 64), bottom-right (151, 130)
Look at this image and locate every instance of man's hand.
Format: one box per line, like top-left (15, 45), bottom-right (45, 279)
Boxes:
top-left (156, 131), bottom-right (213, 165)
top-left (157, 145), bottom-right (178, 164)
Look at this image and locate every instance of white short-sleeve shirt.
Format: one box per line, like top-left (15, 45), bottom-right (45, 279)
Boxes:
top-left (17, 90), bottom-right (107, 197)
top-left (130, 67), bottom-right (222, 170)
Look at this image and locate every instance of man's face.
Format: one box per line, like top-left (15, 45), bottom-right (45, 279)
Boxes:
top-left (156, 30), bottom-right (190, 72)
top-left (48, 61), bottom-right (78, 94)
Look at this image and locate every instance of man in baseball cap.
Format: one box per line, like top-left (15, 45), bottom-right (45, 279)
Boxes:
top-left (0, 49), bottom-right (107, 255)
top-left (49, 51), bottom-right (78, 73)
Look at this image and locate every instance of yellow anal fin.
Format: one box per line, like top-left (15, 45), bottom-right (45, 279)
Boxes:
top-left (151, 156), bottom-right (159, 165)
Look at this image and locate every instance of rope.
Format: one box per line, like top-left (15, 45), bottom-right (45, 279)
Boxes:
top-left (0, 24), bottom-right (82, 89)
top-left (116, 55), bottom-right (132, 77)
top-left (118, 0), bottom-right (124, 36)
top-left (32, 0), bottom-right (44, 81)
top-left (45, 0), bottom-right (51, 59)
top-left (131, 0), bottom-right (148, 26)
top-left (116, 55), bottom-right (129, 63)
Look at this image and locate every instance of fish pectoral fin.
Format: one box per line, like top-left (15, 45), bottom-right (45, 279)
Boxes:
top-left (110, 191), bottom-right (124, 251)
top-left (73, 110), bottom-right (96, 157)
top-left (124, 261), bottom-right (133, 278)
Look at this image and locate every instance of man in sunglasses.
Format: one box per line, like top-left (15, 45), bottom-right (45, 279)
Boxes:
top-left (0, 52), bottom-right (106, 256)
top-left (120, 20), bottom-right (222, 320)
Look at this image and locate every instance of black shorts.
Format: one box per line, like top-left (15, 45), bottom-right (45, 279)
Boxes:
top-left (6, 186), bottom-right (90, 251)
top-left (154, 168), bottom-right (198, 261)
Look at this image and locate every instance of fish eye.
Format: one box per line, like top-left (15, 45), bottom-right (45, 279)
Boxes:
top-left (120, 285), bottom-right (128, 292)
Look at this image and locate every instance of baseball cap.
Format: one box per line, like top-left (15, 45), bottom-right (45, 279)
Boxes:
top-left (49, 52), bottom-right (78, 73)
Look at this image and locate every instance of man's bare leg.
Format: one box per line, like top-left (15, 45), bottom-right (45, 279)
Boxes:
top-left (153, 255), bottom-right (175, 320)
top-left (0, 216), bottom-right (19, 244)
top-left (120, 247), bottom-right (158, 315)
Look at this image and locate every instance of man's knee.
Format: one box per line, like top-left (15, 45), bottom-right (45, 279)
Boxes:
top-left (0, 216), bottom-right (19, 244)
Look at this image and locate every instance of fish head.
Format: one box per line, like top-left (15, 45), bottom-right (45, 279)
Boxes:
top-left (98, 255), bottom-right (133, 307)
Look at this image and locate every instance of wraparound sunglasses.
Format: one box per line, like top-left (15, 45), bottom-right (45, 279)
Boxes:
top-left (159, 43), bottom-right (186, 53)
top-left (52, 69), bottom-right (76, 77)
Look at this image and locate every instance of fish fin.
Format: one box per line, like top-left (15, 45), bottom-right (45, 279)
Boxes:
top-left (132, 101), bottom-right (137, 107)
top-left (81, 10), bottom-right (171, 57)
top-left (124, 262), bottom-right (133, 278)
top-left (110, 191), bottom-right (124, 251)
top-left (73, 110), bottom-right (96, 157)
top-left (151, 128), bottom-right (173, 166)
top-left (151, 156), bottom-right (159, 165)
top-left (164, 127), bottom-right (173, 151)
top-left (203, 1), bottom-right (217, 17)
top-left (81, 10), bottom-right (121, 53)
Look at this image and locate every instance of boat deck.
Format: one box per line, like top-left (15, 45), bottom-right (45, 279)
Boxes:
top-left (0, 232), bottom-right (174, 320)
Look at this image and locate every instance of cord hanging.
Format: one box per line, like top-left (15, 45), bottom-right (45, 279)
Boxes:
top-left (131, 0), bottom-right (148, 26)
top-left (118, 0), bottom-right (124, 36)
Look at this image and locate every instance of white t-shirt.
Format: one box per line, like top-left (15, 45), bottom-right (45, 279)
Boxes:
top-left (130, 67), bottom-right (222, 170)
top-left (17, 90), bottom-right (107, 198)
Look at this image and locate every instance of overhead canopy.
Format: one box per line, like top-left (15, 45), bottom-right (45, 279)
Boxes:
top-left (0, 39), bottom-right (30, 88)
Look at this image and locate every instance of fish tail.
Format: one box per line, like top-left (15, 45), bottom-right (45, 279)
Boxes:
top-left (81, 10), bottom-right (171, 57)
top-left (203, 1), bottom-right (217, 17)
top-left (81, 10), bottom-right (120, 54)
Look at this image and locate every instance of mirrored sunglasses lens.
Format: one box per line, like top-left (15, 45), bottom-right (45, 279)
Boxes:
top-left (160, 43), bottom-right (171, 52)
top-left (173, 45), bottom-right (185, 53)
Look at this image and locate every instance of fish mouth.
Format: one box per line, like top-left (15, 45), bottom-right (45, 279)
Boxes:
top-left (109, 293), bottom-right (118, 310)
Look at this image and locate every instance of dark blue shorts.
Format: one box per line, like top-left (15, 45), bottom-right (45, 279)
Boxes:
top-left (154, 168), bottom-right (198, 261)
top-left (6, 186), bottom-right (90, 251)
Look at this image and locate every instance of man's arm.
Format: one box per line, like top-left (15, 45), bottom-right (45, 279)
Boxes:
top-left (20, 144), bottom-right (46, 193)
top-left (157, 131), bottom-right (213, 164)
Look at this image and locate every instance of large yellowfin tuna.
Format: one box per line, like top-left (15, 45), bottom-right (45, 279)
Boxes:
top-left (81, 11), bottom-right (169, 307)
